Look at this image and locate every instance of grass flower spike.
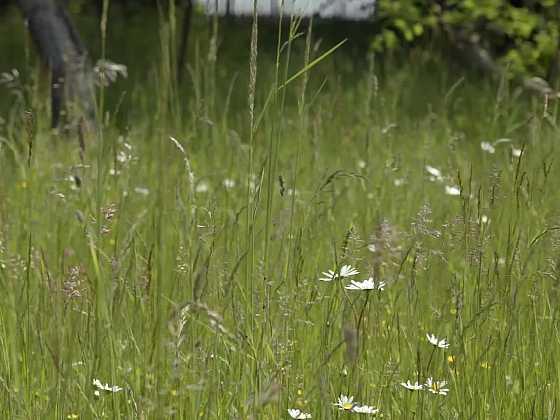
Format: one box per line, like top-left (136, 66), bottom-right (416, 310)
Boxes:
top-left (288, 408), bottom-right (312, 419)
top-left (400, 380), bottom-right (423, 391)
top-left (345, 277), bottom-right (385, 291)
top-left (425, 377), bottom-right (449, 396)
top-left (426, 333), bottom-right (449, 349)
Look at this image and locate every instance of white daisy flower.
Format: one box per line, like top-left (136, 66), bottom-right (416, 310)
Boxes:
top-left (400, 380), bottom-right (423, 391)
top-left (425, 377), bottom-right (449, 396)
top-left (334, 394), bottom-right (355, 411)
top-left (445, 185), bottom-right (460, 196)
top-left (345, 277), bottom-right (385, 291)
top-left (480, 142), bottom-right (496, 154)
top-left (92, 378), bottom-right (123, 393)
top-left (288, 408), bottom-right (312, 419)
top-left (351, 405), bottom-right (379, 414)
top-left (340, 265), bottom-right (359, 277)
top-left (319, 265), bottom-right (359, 282)
top-left (319, 270), bottom-right (337, 282)
top-left (425, 165), bottom-right (443, 182)
top-left (334, 395), bottom-right (378, 414)
top-left (426, 333), bottom-right (449, 349)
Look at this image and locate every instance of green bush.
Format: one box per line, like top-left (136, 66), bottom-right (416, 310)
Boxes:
top-left (373, 0), bottom-right (559, 79)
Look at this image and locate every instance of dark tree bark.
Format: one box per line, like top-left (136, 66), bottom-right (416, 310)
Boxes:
top-left (17, 0), bottom-right (95, 129)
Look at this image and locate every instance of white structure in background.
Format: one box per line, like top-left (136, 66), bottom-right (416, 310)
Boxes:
top-left (195, 0), bottom-right (376, 20)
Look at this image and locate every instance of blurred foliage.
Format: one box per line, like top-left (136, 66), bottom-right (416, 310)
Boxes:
top-left (1, 0), bottom-right (558, 80)
top-left (373, 0), bottom-right (560, 79)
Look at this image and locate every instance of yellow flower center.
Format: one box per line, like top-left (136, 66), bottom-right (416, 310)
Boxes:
top-left (342, 402), bottom-right (353, 410)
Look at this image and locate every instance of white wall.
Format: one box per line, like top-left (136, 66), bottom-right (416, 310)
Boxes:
top-left (196, 0), bottom-right (376, 20)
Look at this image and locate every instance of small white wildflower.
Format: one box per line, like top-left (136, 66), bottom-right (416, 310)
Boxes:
top-left (223, 178), bottom-right (236, 189)
top-left (288, 408), bottom-right (312, 419)
top-left (351, 405), bottom-right (379, 414)
top-left (345, 277), bottom-right (385, 291)
top-left (195, 181), bottom-right (209, 193)
top-left (394, 178), bottom-right (405, 187)
top-left (481, 215), bottom-right (489, 224)
top-left (134, 187), bottom-right (149, 196)
top-left (425, 165), bottom-right (443, 182)
top-left (481, 142), bottom-right (495, 154)
top-left (425, 377), bottom-right (449, 396)
top-left (400, 380), bottom-right (423, 391)
top-left (117, 150), bottom-right (130, 163)
top-left (367, 243), bottom-right (377, 253)
top-left (319, 265), bottom-right (359, 282)
top-left (426, 333), bottom-right (449, 349)
top-left (512, 147), bottom-right (522, 157)
top-left (445, 185), bottom-right (460, 196)
top-left (92, 378), bottom-right (122, 393)
top-left (334, 394), bottom-right (355, 411)
top-left (357, 160), bottom-right (367, 169)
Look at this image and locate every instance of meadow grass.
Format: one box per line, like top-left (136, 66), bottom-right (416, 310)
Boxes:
top-left (0, 13), bottom-right (560, 420)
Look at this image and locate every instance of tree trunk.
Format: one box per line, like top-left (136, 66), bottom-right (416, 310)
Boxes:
top-left (17, 0), bottom-right (95, 130)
